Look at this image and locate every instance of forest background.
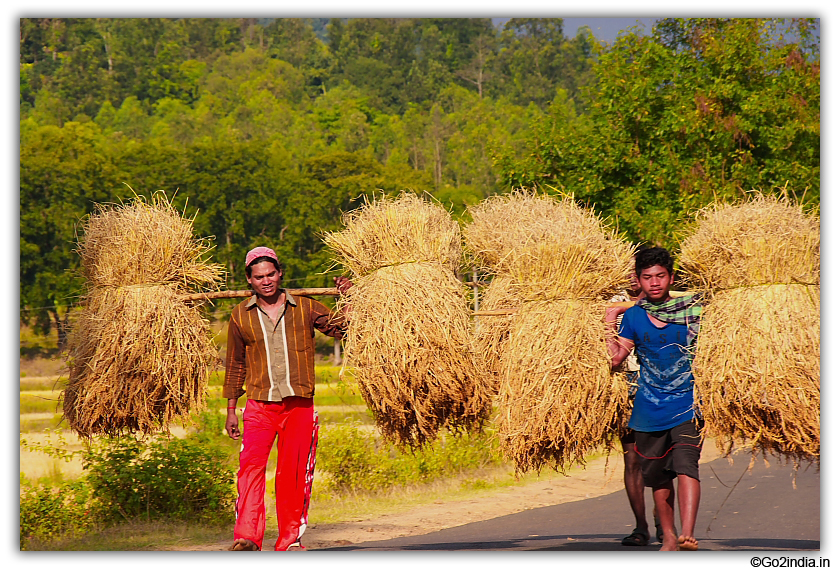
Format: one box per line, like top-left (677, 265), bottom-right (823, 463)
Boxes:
top-left (18, 17), bottom-right (820, 347)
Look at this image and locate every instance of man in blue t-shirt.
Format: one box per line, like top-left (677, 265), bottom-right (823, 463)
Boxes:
top-left (605, 247), bottom-right (703, 551)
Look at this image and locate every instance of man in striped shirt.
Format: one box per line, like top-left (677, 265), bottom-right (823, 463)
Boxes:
top-left (225, 246), bottom-right (352, 551)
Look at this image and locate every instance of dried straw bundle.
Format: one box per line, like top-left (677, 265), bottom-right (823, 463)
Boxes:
top-left (679, 194), bottom-right (820, 462)
top-left (63, 193), bottom-right (223, 437)
top-left (498, 300), bottom-right (630, 473)
top-left (465, 189), bottom-right (632, 300)
top-left (465, 189), bottom-right (634, 472)
top-left (327, 192), bottom-right (461, 276)
top-left (324, 193), bottom-right (488, 448)
top-left (465, 189), bottom-right (614, 273)
top-left (472, 275), bottom-right (518, 392)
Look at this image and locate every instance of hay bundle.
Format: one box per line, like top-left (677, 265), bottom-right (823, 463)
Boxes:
top-left (500, 300), bottom-right (631, 472)
top-left (679, 194), bottom-right (820, 462)
top-left (62, 193), bottom-right (223, 437)
top-left (465, 189), bottom-right (634, 472)
top-left (324, 193), bottom-right (489, 448)
top-left (464, 189), bottom-right (609, 274)
top-left (472, 275), bottom-right (518, 391)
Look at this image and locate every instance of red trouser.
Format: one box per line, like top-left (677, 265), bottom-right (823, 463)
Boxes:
top-left (233, 397), bottom-right (319, 551)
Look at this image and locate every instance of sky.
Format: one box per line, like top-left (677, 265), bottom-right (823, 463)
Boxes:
top-left (493, 17), bottom-right (819, 44)
top-left (493, 17), bottom-right (658, 42)
top-left (561, 17), bottom-right (658, 41)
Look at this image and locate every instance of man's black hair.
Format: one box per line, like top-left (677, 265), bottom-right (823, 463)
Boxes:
top-left (245, 256), bottom-right (283, 278)
top-left (635, 247), bottom-right (674, 277)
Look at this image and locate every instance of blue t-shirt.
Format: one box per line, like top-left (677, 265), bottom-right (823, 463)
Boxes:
top-left (618, 305), bottom-right (695, 432)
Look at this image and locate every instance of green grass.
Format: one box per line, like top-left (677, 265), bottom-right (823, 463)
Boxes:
top-left (317, 410), bottom-right (373, 424)
top-left (314, 393), bottom-right (366, 407)
top-left (22, 447), bottom-right (613, 551)
top-left (19, 324), bottom-right (60, 359)
top-left (20, 392), bottom-right (63, 415)
top-left (23, 520), bottom-right (231, 551)
top-left (206, 370), bottom-right (226, 386)
top-left (18, 334), bottom-right (591, 551)
top-left (21, 414), bottom-right (66, 432)
top-left (206, 365), bottom-right (342, 387)
top-left (20, 377), bottom-right (68, 391)
top-left (306, 452), bottom-right (613, 526)
top-left (308, 466), bottom-right (515, 525)
top-left (315, 364), bottom-right (345, 383)
top-left (18, 366), bottom-right (359, 435)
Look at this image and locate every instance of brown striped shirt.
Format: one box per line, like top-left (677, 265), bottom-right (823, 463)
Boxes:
top-left (223, 291), bottom-right (346, 401)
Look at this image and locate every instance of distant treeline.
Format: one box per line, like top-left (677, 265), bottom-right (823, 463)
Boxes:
top-left (20, 18), bottom-right (819, 343)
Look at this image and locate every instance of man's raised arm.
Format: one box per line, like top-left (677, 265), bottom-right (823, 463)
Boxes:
top-left (605, 305), bottom-right (635, 370)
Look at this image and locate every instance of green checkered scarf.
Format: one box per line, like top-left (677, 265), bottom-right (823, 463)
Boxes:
top-left (637, 293), bottom-right (704, 350)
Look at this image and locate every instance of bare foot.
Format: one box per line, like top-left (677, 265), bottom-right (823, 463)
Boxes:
top-left (678, 535), bottom-right (699, 551)
top-left (659, 529), bottom-right (678, 551)
top-left (228, 538), bottom-right (260, 551)
top-left (287, 544), bottom-right (306, 551)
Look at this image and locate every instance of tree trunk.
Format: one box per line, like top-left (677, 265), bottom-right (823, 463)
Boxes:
top-left (333, 337), bottom-right (342, 366)
top-left (51, 309), bottom-right (69, 351)
top-left (226, 224), bottom-right (235, 282)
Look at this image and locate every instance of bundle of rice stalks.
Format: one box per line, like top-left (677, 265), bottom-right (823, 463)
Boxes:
top-left (324, 192), bottom-right (489, 449)
top-left (62, 193), bottom-right (223, 437)
top-left (328, 192), bottom-right (462, 276)
top-left (679, 193), bottom-right (820, 462)
top-left (499, 300), bottom-right (630, 473)
top-left (465, 189), bottom-right (632, 300)
top-left (465, 189), bottom-right (635, 472)
top-left (472, 275), bottom-right (518, 392)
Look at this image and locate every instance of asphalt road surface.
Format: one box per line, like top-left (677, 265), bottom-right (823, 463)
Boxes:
top-left (324, 451), bottom-right (819, 551)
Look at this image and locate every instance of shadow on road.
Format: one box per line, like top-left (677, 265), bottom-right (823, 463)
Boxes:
top-left (321, 451), bottom-right (819, 552)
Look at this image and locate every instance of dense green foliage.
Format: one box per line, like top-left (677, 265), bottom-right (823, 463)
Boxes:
top-left (20, 416), bottom-right (237, 549)
top-left (82, 434), bottom-right (237, 523)
top-left (20, 405), bottom-right (501, 548)
top-left (315, 421), bottom-right (503, 492)
top-left (20, 479), bottom-right (99, 549)
top-left (497, 18), bottom-right (820, 248)
top-left (19, 17), bottom-right (819, 338)
top-left (20, 17), bottom-right (575, 340)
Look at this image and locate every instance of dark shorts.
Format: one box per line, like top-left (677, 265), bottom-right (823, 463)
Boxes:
top-left (634, 419), bottom-right (704, 488)
top-left (620, 428), bottom-right (636, 446)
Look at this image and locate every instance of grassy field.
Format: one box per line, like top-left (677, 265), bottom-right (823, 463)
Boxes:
top-left (18, 325), bottom-right (612, 551)
top-left (18, 362), bottom-right (367, 477)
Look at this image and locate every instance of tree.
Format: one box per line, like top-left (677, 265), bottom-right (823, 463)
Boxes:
top-left (288, 150), bottom-right (387, 278)
top-left (312, 83), bottom-right (374, 152)
top-left (263, 18), bottom-right (333, 98)
top-left (180, 139), bottom-right (278, 283)
top-left (497, 18), bottom-right (820, 249)
top-left (19, 17), bottom-right (615, 314)
top-left (494, 18), bottom-right (564, 107)
top-left (20, 121), bottom-right (124, 347)
top-left (456, 32), bottom-right (497, 98)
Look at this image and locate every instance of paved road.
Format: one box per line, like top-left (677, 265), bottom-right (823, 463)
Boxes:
top-left (323, 451), bottom-right (819, 551)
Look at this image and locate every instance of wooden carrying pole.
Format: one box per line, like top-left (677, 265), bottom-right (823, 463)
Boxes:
top-left (180, 289), bottom-right (637, 316)
top-left (180, 288), bottom-right (339, 302)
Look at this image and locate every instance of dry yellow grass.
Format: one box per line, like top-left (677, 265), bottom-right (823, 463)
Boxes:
top-left (62, 193), bottom-right (224, 437)
top-left (679, 193), bottom-right (820, 462)
top-left (497, 300), bottom-right (629, 473)
top-left (465, 189), bottom-right (634, 472)
top-left (472, 275), bottom-right (518, 393)
top-left (324, 193), bottom-right (489, 448)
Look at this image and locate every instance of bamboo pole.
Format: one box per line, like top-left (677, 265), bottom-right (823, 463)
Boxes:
top-left (181, 289), bottom-right (651, 314)
top-left (180, 288), bottom-right (338, 302)
top-left (181, 283), bottom-right (489, 302)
